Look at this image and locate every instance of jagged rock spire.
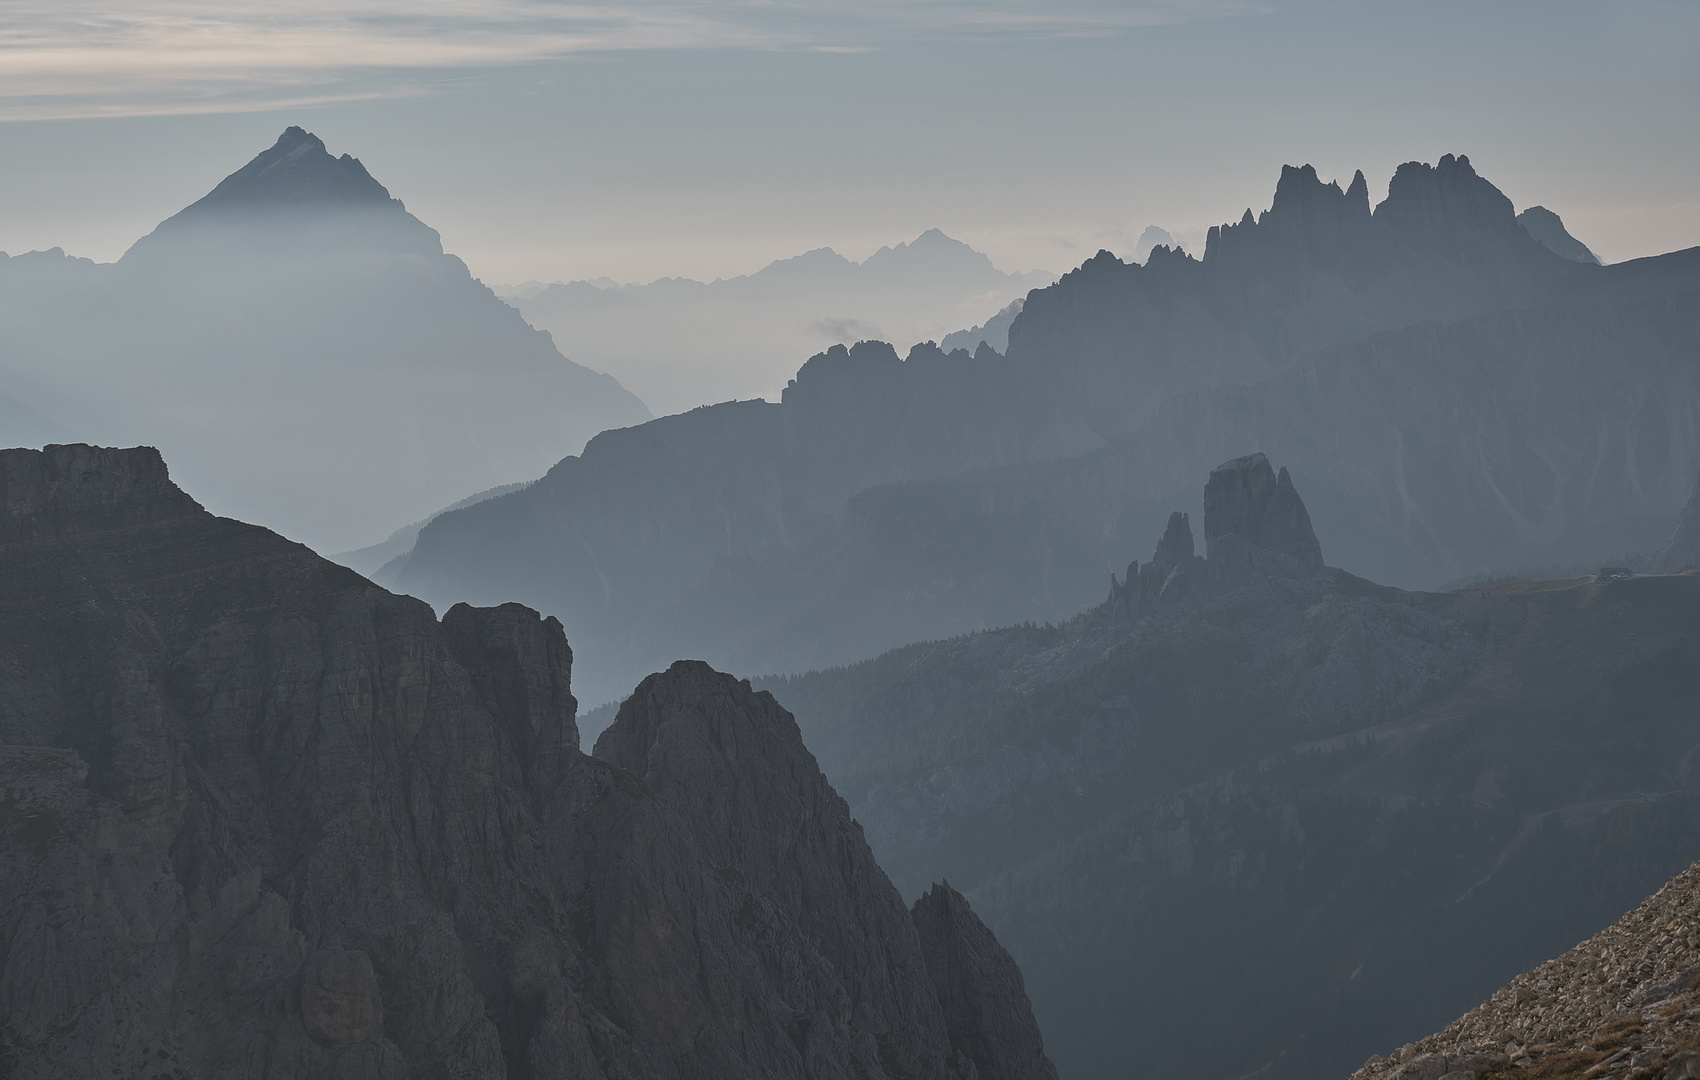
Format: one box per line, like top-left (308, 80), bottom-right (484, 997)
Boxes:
top-left (1151, 510), bottom-right (1195, 568)
top-left (1203, 452), bottom-right (1324, 577)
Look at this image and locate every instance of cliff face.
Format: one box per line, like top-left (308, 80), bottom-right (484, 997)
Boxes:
top-left (0, 444), bottom-right (1052, 1079)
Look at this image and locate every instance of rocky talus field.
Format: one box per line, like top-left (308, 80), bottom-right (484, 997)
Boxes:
top-left (1352, 860), bottom-right (1700, 1080)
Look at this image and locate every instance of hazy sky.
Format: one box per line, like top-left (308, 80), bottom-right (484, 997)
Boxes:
top-left (1, 0), bottom-right (1696, 285)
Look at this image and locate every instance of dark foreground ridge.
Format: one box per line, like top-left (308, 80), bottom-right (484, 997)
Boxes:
top-left (1349, 859), bottom-right (1700, 1080)
top-left (0, 444), bottom-right (1053, 1079)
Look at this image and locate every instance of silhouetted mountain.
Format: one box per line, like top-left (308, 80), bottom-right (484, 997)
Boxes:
top-left (392, 155), bottom-right (1700, 705)
top-left (757, 455), bottom-right (1700, 1080)
top-left (0, 443), bottom-right (1054, 1079)
top-left (1517, 204), bottom-right (1603, 264)
top-left (940, 297), bottom-right (1023, 354)
top-left (1006, 157), bottom-right (1581, 432)
top-left (0, 128), bottom-right (650, 552)
top-left (502, 229), bottom-right (1053, 414)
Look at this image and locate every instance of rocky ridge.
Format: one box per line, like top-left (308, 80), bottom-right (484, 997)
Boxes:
top-left (1349, 860), bottom-right (1700, 1080)
top-left (0, 444), bottom-right (1053, 1079)
top-left (393, 154), bottom-right (1700, 706)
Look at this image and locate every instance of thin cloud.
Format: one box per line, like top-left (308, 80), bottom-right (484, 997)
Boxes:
top-left (0, 0), bottom-right (1258, 120)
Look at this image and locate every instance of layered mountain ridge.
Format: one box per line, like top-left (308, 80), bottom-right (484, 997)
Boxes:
top-left (393, 153), bottom-right (1699, 706)
top-left (502, 227), bottom-right (1053, 415)
top-left (0, 443), bottom-right (1053, 1079)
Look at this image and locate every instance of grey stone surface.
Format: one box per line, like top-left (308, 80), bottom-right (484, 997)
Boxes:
top-left (911, 882), bottom-right (1060, 1080)
top-left (0, 444), bottom-right (1053, 1079)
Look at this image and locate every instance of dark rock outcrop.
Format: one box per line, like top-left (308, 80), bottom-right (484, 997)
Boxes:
top-left (1202, 451), bottom-right (1325, 578)
top-left (0, 444), bottom-right (1053, 1079)
top-left (912, 883), bottom-right (1060, 1080)
top-left (1109, 452), bottom-right (1321, 615)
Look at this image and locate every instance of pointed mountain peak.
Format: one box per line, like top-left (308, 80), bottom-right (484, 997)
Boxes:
top-left (156, 127), bottom-right (404, 229)
top-left (124, 127), bottom-right (442, 261)
top-left (1346, 169), bottom-right (1370, 212)
top-left (860, 228), bottom-right (998, 275)
top-left (274, 125), bottom-right (324, 155)
top-left (1151, 510), bottom-right (1196, 568)
top-left (1517, 206), bottom-right (1603, 265)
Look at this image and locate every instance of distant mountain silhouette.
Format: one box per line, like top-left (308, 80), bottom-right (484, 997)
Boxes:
top-left (389, 154), bottom-right (1699, 705)
top-left (940, 297), bottom-right (1023, 354)
top-left (167, 126), bottom-right (400, 215)
top-left (0, 128), bottom-right (650, 552)
top-left (1517, 204), bottom-right (1602, 264)
top-left (1134, 224), bottom-right (1179, 260)
top-left (502, 228), bottom-right (1054, 415)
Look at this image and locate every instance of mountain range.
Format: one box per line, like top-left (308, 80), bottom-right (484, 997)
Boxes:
top-left (757, 453), bottom-right (1700, 1080)
top-left (498, 229), bottom-right (1055, 416)
top-left (0, 128), bottom-right (650, 553)
top-left (386, 153), bottom-right (1700, 706)
top-left (0, 443), bottom-right (1055, 1080)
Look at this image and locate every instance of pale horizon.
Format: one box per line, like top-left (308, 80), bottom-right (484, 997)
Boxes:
top-left (1, 1), bottom-right (1695, 287)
